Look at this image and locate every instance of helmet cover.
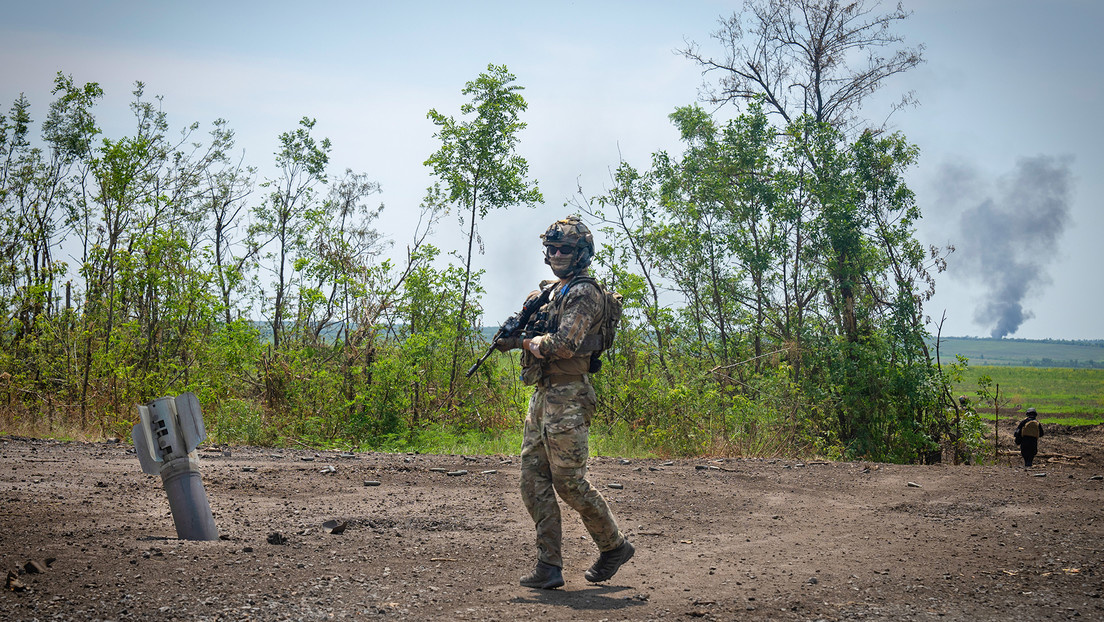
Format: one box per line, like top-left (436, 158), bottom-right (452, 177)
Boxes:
top-left (540, 216), bottom-right (594, 277)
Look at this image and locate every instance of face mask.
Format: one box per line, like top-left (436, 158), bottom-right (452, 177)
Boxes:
top-left (549, 254), bottom-right (575, 278)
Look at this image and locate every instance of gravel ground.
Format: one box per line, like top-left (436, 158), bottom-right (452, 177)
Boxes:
top-left (2, 420), bottom-right (1102, 621)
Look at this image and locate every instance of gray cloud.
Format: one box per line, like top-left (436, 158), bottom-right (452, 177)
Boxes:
top-left (947, 156), bottom-right (1074, 338)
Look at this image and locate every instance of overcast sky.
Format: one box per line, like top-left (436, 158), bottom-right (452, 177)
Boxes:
top-left (3, 0), bottom-right (1101, 340)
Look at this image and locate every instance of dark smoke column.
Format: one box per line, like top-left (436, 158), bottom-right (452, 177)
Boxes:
top-left (953, 155), bottom-right (1073, 338)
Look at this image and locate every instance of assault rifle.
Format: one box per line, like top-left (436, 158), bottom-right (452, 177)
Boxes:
top-left (465, 285), bottom-right (553, 378)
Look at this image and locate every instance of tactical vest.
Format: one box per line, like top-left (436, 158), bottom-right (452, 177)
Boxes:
top-left (520, 275), bottom-right (609, 383)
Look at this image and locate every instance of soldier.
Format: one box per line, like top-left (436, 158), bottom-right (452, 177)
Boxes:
top-left (498, 216), bottom-right (634, 590)
top-left (1014, 407), bottom-right (1045, 468)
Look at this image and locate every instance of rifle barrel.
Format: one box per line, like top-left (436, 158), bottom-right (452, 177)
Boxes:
top-left (465, 345), bottom-right (496, 378)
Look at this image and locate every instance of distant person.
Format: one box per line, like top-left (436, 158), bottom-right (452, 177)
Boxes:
top-left (1014, 408), bottom-right (1045, 468)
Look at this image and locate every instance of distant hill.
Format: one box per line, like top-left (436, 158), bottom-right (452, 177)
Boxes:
top-left (930, 337), bottom-right (1104, 368)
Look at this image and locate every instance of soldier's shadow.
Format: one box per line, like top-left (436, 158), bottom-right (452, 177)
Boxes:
top-left (511, 584), bottom-right (647, 612)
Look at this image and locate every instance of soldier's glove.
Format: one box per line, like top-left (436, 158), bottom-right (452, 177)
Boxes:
top-left (494, 337), bottom-right (522, 352)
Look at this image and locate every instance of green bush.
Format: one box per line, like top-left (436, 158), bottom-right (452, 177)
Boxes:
top-left (210, 398), bottom-right (274, 446)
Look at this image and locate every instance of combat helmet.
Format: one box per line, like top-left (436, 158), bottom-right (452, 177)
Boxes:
top-left (540, 216), bottom-right (594, 277)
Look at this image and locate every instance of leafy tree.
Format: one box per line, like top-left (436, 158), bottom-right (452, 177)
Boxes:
top-left (249, 117), bottom-right (331, 350)
top-left (573, 162), bottom-right (675, 376)
top-left (668, 1), bottom-right (961, 460)
top-left (295, 169), bottom-right (388, 433)
top-left (653, 102), bottom-right (786, 366)
top-left (424, 63), bottom-right (543, 399)
top-left (683, 0), bottom-right (929, 349)
top-left (0, 75), bottom-right (101, 358)
top-left (295, 169), bottom-right (384, 344)
top-left (197, 119), bottom-right (256, 323)
top-left (74, 81), bottom-right (181, 422)
top-left (0, 94), bottom-right (43, 340)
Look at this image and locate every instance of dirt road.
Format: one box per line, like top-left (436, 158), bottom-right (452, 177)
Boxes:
top-left (2, 422), bottom-right (1102, 621)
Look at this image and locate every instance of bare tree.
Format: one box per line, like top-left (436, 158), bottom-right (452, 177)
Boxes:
top-left (201, 126), bottom-right (256, 324)
top-left (682, 0), bottom-right (924, 131)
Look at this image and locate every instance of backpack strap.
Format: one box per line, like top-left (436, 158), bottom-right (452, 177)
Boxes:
top-left (555, 275), bottom-right (598, 302)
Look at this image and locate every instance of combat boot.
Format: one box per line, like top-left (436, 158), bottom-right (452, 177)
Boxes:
top-left (584, 539), bottom-right (635, 583)
top-left (520, 560), bottom-right (564, 589)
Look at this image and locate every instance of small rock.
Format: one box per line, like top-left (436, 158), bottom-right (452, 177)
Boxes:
top-left (446, 470), bottom-right (468, 477)
top-left (241, 466), bottom-right (256, 472)
top-left (363, 480), bottom-right (382, 486)
top-left (322, 520), bottom-right (347, 535)
top-left (300, 456), bottom-right (315, 462)
top-left (619, 459), bottom-right (631, 465)
top-left (608, 482), bottom-right (624, 489)
top-left (807, 576), bottom-right (818, 584)
top-left (907, 481), bottom-right (922, 488)
top-left (319, 465), bottom-right (337, 474)
top-left (648, 466), bottom-right (663, 472)
top-left (1089, 475), bottom-right (1102, 481)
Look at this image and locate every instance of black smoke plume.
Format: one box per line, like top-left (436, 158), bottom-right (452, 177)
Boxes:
top-left (943, 155), bottom-right (1073, 338)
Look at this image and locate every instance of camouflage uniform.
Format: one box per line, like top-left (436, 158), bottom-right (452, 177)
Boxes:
top-left (519, 271), bottom-right (625, 568)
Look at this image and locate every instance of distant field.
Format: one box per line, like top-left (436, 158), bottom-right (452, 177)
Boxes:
top-left (952, 365), bottom-right (1104, 421)
top-left (932, 336), bottom-right (1104, 368)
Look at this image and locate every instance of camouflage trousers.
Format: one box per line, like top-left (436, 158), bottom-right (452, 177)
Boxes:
top-left (519, 378), bottom-right (624, 568)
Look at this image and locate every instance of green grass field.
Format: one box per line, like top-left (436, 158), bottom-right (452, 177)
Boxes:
top-left (952, 365), bottom-right (1104, 422)
top-left (933, 337), bottom-right (1104, 367)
